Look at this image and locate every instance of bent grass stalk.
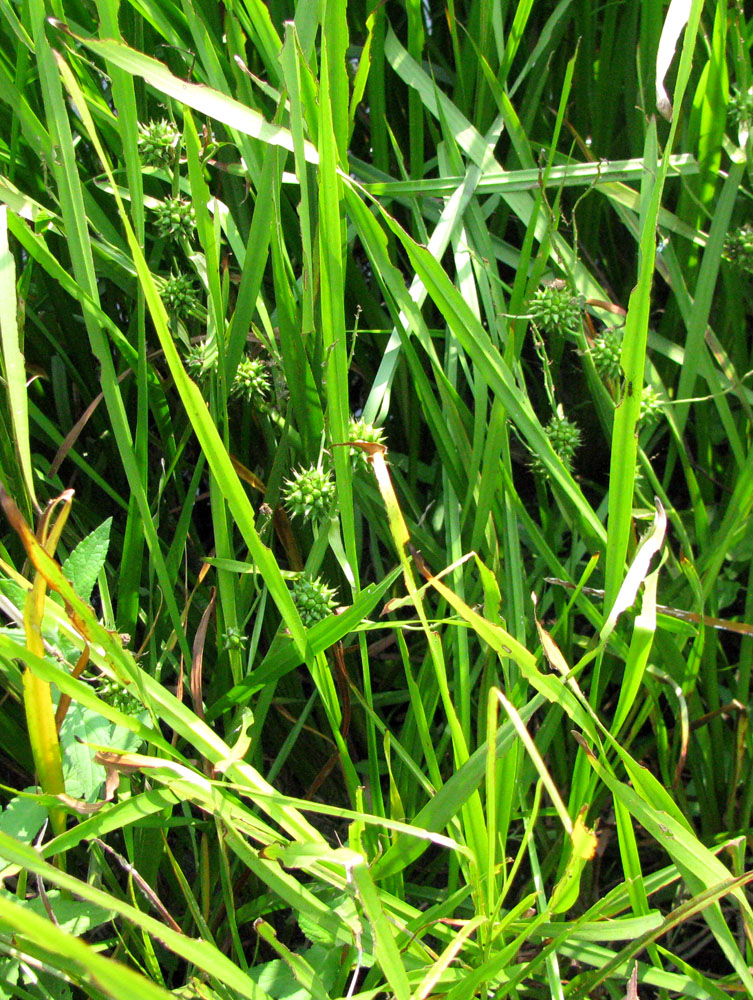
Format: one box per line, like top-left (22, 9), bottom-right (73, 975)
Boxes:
top-left (1, 487), bottom-right (74, 840)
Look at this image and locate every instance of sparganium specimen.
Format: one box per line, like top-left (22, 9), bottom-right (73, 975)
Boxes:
top-left (283, 465), bottom-right (336, 520)
top-left (290, 575), bottom-right (338, 627)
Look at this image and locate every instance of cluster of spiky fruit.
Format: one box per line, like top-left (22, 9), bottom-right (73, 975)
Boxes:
top-left (162, 273), bottom-right (198, 319)
top-left (290, 575), bottom-right (337, 627)
top-left (729, 86), bottom-right (753, 131)
top-left (231, 357), bottom-right (270, 403)
top-left (590, 327), bottom-right (623, 380)
top-left (153, 197), bottom-right (196, 240)
top-left (283, 466), bottom-right (336, 520)
top-left (529, 283), bottom-right (583, 335)
top-left (138, 118), bottom-right (181, 169)
top-left (724, 225), bottom-right (753, 273)
top-left (639, 386), bottom-right (663, 427)
top-left (531, 413), bottom-right (582, 477)
top-left (347, 417), bottom-right (386, 471)
top-left (183, 339), bottom-right (216, 380)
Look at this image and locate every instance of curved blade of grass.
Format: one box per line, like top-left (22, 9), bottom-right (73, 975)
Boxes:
top-left (0, 496), bottom-right (325, 844)
top-left (503, 873), bottom-right (748, 1000)
top-left (601, 498), bottom-right (666, 645)
top-left (382, 23), bottom-right (612, 310)
top-left (360, 158), bottom-right (484, 427)
top-left (564, 871), bottom-right (753, 999)
top-left (279, 24), bottom-right (316, 336)
top-left (0, 888), bottom-right (174, 1000)
top-left (66, 28), bottom-right (317, 163)
top-left (576, 735), bottom-right (753, 992)
top-left (352, 861), bottom-right (411, 1000)
top-left (372, 695), bottom-right (542, 880)
top-left (254, 920), bottom-right (334, 1000)
top-left (0, 205), bottom-right (35, 508)
top-left (604, 0), bottom-right (704, 610)
top-left (345, 182), bottom-right (605, 548)
top-left (610, 559), bottom-right (661, 737)
top-left (356, 154), bottom-right (699, 198)
top-left (656, 0), bottom-right (692, 120)
top-left (1, 488), bottom-right (75, 836)
top-left (0, 828), bottom-right (274, 1000)
top-left (0, 635), bottom-right (170, 759)
top-left (366, 446), bottom-right (489, 874)
top-left (41, 786), bottom-right (179, 860)
top-left (319, 8), bottom-right (358, 587)
top-left (28, 7), bottom-right (193, 662)
top-left (672, 157), bottom-right (746, 442)
top-left (208, 564), bottom-right (402, 718)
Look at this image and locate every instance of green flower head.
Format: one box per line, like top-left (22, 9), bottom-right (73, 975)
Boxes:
top-left (591, 328), bottom-right (623, 381)
top-left (184, 339), bottom-right (217, 381)
top-left (162, 272), bottom-right (199, 319)
top-left (138, 118), bottom-right (181, 169)
top-left (723, 225), bottom-right (753, 273)
top-left (531, 412), bottom-right (581, 476)
top-left (639, 385), bottom-right (663, 427)
top-left (223, 627), bottom-right (248, 652)
top-left (347, 417), bottom-right (385, 471)
top-left (153, 197), bottom-right (196, 240)
top-left (283, 465), bottom-right (336, 520)
top-left (291, 575), bottom-right (338, 627)
top-left (529, 282), bottom-right (583, 335)
top-left (729, 87), bottom-right (753, 131)
top-left (231, 356), bottom-right (270, 403)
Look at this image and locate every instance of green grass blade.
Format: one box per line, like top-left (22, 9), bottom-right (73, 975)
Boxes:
top-left (0, 206), bottom-right (35, 507)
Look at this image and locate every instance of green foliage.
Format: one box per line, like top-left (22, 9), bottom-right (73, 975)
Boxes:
top-left (0, 0), bottom-right (750, 998)
top-left (61, 517), bottom-right (112, 605)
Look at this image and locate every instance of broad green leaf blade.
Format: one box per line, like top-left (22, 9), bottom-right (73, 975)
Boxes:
top-left (68, 31), bottom-right (317, 163)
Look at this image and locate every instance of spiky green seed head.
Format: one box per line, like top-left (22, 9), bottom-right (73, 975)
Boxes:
top-left (531, 413), bottom-right (582, 477)
top-left (162, 272), bottom-right (199, 319)
top-left (548, 414), bottom-right (581, 462)
top-left (184, 340), bottom-right (217, 380)
top-left (153, 197), bottom-right (196, 240)
top-left (223, 627), bottom-right (247, 652)
top-left (724, 226), bottom-right (753, 273)
top-left (591, 328), bottom-right (623, 381)
top-left (290, 575), bottom-right (338, 627)
top-left (639, 386), bottom-right (663, 427)
top-left (231, 357), bottom-right (270, 403)
top-left (729, 87), bottom-right (753, 131)
top-left (283, 466), bottom-right (336, 520)
top-left (138, 119), bottom-right (181, 169)
top-left (347, 417), bottom-right (385, 471)
top-left (530, 283), bottom-right (583, 335)
top-left (98, 675), bottom-right (142, 715)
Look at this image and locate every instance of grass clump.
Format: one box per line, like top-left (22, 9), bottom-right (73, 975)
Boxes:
top-left (0, 1), bottom-right (751, 999)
